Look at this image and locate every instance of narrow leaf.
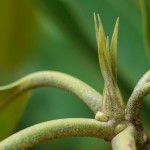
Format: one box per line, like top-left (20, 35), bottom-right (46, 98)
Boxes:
top-left (96, 15), bottom-right (112, 82)
top-left (94, 15), bottom-right (125, 119)
top-left (94, 12), bottom-right (99, 45)
top-left (110, 18), bottom-right (119, 81)
top-left (106, 36), bottom-right (109, 52)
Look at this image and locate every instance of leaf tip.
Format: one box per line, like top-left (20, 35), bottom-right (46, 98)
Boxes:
top-left (94, 12), bottom-right (98, 44)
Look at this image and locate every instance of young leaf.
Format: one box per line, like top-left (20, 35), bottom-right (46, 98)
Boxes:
top-left (110, 18), bottom-right (119, 81)
top-left (94, 15), bottom-right (125, 120)
top-left (94, 13), bottom-right (99, 45)
top-left (94, 14), bottom-right (112, 83)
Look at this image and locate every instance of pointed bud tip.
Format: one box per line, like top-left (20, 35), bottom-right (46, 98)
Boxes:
top-left (97, 14), bottom-right (102, 26)
top-left (115, 17), bottom-right (119, 28)
top-left (117, 17), bottom-right (119, 22)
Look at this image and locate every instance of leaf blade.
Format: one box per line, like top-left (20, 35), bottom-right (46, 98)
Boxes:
top-left (110, 18), bottom-right (119, 81)
top-left (0, 92), bottom-right (30, 140)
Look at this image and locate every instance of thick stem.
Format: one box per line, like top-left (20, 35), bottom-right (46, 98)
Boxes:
top-left (125, 70), bottom-right (150, 122)
top-left (125, 83), bottom-right (150, 147)
top-left (112, 125), bottom-right (137, 150)
top-left (125, 82), bottom-right (150, 123)
top-left (125, 71), bottom-right (150, 147)
top-left (0, 71), bottom-right (102, 113)
top-left (0, 118), bottom-right (115, 150)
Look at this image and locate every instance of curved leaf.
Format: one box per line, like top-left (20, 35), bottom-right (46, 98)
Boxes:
top-left (0, 91), bottom-right (30, 140)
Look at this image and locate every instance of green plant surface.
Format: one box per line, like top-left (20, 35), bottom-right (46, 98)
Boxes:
top-left (141, 0), bottom-right (150, 59)
top-left (0, 12), bottom-right (150, 149)
top-left (20, 1), bottom-right (149, 149)
top-left (0, 118), bottom-right (115, 150)
top-left (0, 0), bottom-right (150, 149)
top-left (0, 71), bottom-right (102, 141)
top-left (94, 14), bottom-right (124, 120)
top-left (0, 91), bottom-right (30, 141)
top-left (112, 126), bottom-right (137, 150)
top-left (0, 0), bottom-right (36, 83)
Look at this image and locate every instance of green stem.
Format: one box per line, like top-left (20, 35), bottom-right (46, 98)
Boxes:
top-left (125, 71), bottom-right (150, 123)
top-left (0, 71), bottom-right (102, 113)
top-left (112, 125), bottom-right (137, 150)
top-left (0, 118), bottom-right (115, 150)
top-left (125, 71), bottom-right (150, 148)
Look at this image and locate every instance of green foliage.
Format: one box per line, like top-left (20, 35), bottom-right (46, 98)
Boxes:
top-left (0, 14), bottom-right (149, 149)
top-left (141, 0), bottom-right (150, 60)
top-left (0, 71), bottom-right (102, 141)
top-left (0, 0), bottom-right (150, 149)
top-left (94, 15), bottom-right (124, 120)
top-left (0, 0), bottom-right (35, 80)
top-left (0, 86), bottom-right (30, 140)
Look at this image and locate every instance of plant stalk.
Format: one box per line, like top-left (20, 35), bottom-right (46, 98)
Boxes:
top-left (0, 118), bottom-right (115, 150)
top-left (0, 71), bottom-right (102, 114)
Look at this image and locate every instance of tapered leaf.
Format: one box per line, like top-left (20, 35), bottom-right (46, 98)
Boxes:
top-left (110, 18), bottom-right (119, 81)
top-left (94, 13), bottom-right (99, 44)
top-left (94, 15), bottom-right (124, 119)
top-left (94, 14), bottom-right (112, 83)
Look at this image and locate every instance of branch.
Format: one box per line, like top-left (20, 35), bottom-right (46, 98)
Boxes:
top-left (125, 70), bottom-right (150, 123)
top-left (125, 71), bottom-right (150, 148)
top-left (0, 71), bottom-right (102, 113)
top-left (0, 118), bottom-right (115, 150)
top-left (112, 125), bottom-right (137, 150)
top-left (125, 82), bottom-right (150, 147)
top-left (126, 82), bottom-right (150, 122)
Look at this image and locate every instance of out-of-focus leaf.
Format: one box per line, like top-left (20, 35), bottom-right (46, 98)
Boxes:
top-left (15, 0), bottom-right (150, 149)
top-left (0, 85), bottom-right (30, 140)
top-left (140, 0), bottom-right (150, 60)
top-left (0, 0), bottom-right (36, 78)
top-left (34, 0), bottom-right (97, 60)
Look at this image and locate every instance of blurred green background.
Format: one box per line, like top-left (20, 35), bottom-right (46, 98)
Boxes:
top-left (0, 0), bottom-right (150, 149)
